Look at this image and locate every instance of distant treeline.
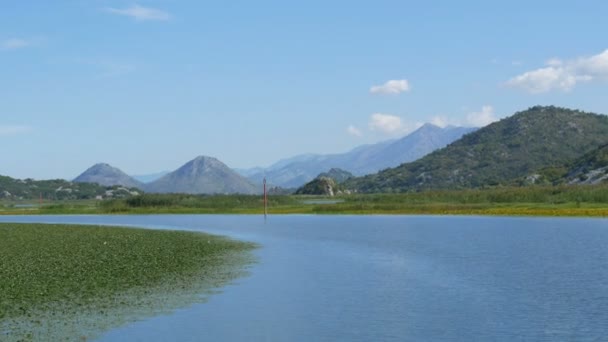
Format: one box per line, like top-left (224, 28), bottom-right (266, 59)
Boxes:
top-left (100, 193), bottom-right (300, 213)
top-left (345, 185), bottom-right (608, 205)
top-left (307, 185), bottom-right (608, 215)
top-left (93, 185), bottom-right (608, 215)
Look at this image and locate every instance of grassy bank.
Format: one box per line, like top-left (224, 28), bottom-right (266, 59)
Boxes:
top-left (0, 223), bottom-right (256, 341)
top-left (2, 185), bottom-right (608, 217)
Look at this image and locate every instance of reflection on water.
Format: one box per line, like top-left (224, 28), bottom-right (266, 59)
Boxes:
top-left (1, 215), bottom-right (608, 341)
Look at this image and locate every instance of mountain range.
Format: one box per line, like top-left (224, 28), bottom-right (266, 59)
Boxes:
top-left (26, 105), bottom-right (608, 197)
top-left (241, 124), bottom-right (476, 188)
top-left (73, 156), bottom-right (258, 195)
top-left (344, 106), bottom-right (608, 192)
top-left (68, 124), bottom-right (474, 194)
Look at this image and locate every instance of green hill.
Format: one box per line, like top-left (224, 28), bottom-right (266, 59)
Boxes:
top-left (345, 106), bottom-right (608, 192)
top-left (295, 177), bottom-right (339, 196)
top-left (295, 168), bottom-right (354, 195)
top-left (0, 175), bottom-right (139, 201)
top-left (317, 168), bottom-right (354, 184)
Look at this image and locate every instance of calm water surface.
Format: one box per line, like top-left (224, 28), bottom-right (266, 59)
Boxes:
top-left (1, 215), bottom-right (608, 341)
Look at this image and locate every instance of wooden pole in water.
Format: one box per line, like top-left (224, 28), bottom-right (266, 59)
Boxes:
top-left (263, 177), bottom-right (268, 218)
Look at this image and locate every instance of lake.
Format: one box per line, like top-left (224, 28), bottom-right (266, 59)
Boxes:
top-left (1, 215), bottom-right (608, 341)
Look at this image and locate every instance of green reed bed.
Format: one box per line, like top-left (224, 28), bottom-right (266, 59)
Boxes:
top-left (0, 223), bottom-right (256, 341)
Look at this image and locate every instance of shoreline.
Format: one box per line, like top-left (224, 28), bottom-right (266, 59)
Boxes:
top-left (2, 205), bottom-right (608, 218)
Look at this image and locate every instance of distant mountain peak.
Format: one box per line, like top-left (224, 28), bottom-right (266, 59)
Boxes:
top-left (419, 123), bottom-right (441, 130)
top-left (192, 155), bottom-right (218, 162)
top-left (88, 162), bottom-right (111, 169)
top-left (74, 163), bottom-right (142, 188)
top-left (145, 155), bottom-right (258, 194)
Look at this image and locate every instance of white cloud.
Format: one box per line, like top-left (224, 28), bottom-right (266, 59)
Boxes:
top-left (105, 4), bottom-right (171, 21)
top-left (346, 125), bottom-right (362, 137)
top-left (1, 38), bottom-right (30, 50)
top-left (429, 116), bottom-right (450, 128)
top-left (370, 79), bottom-right (411, 95)
top-left (369, 113), bottom-right (404, 134)
top-left (507, 49), bottom-right (608, 93)
top-left (466, 106), bottom-right (497, 127)
top-left (0, 125), bottom-right (31, 136)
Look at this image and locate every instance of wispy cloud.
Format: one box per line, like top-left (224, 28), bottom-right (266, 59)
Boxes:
top-left (369, 113), bottom-right (403, 133)
top-left (1, 38), bottom-right (30, 51)
top-left (105, 4), bottom-right (171, 21)
top-left (346, 125), bottom-right (362, 137)
top-left (430, 115), bottom-right (450, 128)
top-left (466, 106), bottom-right (497, 127)
top-left (0, 125), bottom-right (32, 136)
top-left (424, 106), bottom-right (498, 128)
top-left (370, 79), bottom-right (411, 95)
top-left (507, 49), bottom-right (608, 93)
top-left (360, 108), bottom-right (495, 138)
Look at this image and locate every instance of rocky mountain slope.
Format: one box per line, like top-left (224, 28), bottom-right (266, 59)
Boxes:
top-left (295, 168), bottom-right (354, 196)
top-left (73, 163), bottom-right (143, 188)
top-left (144, 156), bottom-right (259, 194)
top-left (317, 168), bottom-right (354, 184)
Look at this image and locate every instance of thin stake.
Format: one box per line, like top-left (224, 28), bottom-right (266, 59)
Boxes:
top-left (263, 177), bottom-right (268, 218)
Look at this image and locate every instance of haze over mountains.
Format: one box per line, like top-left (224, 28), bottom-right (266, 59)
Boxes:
top-left (67, 123), bottom-right (475, 193)
top-left (240, 124), bottom-right (476, 188)
top-left (33, 105), bottom-right (608, 197)
top-left (131, 171), bottom-right (170, 183)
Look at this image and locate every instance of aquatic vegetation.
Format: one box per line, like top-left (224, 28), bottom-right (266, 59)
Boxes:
top-left (0, 223), bottom-right (256, 341)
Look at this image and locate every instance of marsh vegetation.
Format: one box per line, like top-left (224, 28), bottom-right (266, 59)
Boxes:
top-left (0, 223), bottom-right (256, 341)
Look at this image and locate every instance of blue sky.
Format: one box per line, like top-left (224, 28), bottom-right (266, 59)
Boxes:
top-left (2, 0), bottom-right (607, 179)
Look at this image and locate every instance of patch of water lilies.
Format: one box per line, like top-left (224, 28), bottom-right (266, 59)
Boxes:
top-left (0, 223), bottom-right (256, 341)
